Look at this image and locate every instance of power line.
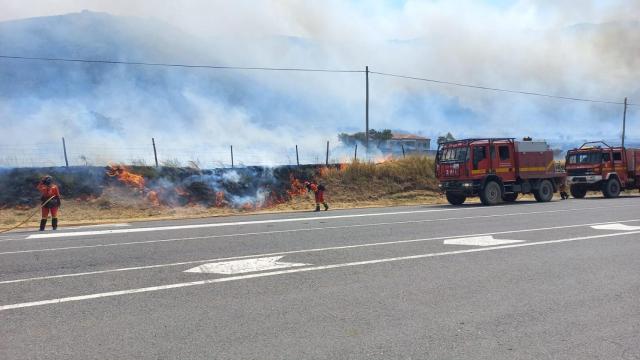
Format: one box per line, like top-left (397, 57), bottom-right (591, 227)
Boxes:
top-left (370, 71), bottom-right (637, 106)
top-left (0, 54), bottom-right (636, 106)
top-left (0, 55), bottom-right (364, 73)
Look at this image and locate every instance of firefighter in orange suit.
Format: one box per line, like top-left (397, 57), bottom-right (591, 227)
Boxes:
top-left (37, 175), bottom-right (61, 231)
top-left (305, 181), bottom-right (329, 212)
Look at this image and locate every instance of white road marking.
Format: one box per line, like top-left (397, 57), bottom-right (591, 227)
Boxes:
top-left (0, 237), bottom-right (26, 242)
top-left (2, 229), bottom-right (640, 311)
top-left (591, 223), bottom-right (640, 231)
top-left (5, 205), bottom-right (638, 254)
top-left (27, 202), bottom-right (636, 240)
top-left (0, 224), bottom-right (130, 240)
top-left (184, 256), bottom-right (308, 274)
top-left (25, 206), bottom-right (505, 239)
top-left (61, 223), bottom-right (131, 230)
top-left (1, 217), bottom-right (639, 265)
top-left (443, 236), bottom-right (523, 247)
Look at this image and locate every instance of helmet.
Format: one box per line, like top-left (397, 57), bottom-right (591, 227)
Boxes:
top-left (42, 175), bottom-right (52, 186)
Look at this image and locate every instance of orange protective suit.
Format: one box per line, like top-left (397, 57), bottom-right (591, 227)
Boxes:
top-left (37, 182), bottom-right (61, 229)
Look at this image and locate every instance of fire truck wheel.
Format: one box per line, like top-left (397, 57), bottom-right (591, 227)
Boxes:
top-left (602, 178), bottom-right (621, 198)
top-left (534, 180), bottom-right (553, 202)
top-left (502, 193), bottom-right (518, 202)
top-left (446, 192), bottom-right (466, 205)
top-left (480, 181), bottom-right (502, 206)
top-left (570, 184), bottom-right (587, 198)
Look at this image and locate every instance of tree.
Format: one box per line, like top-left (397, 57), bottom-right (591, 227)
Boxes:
top-left (339, 129), bottom-right (393, 147)
top-left (437, 132), bottom-right (455, 144)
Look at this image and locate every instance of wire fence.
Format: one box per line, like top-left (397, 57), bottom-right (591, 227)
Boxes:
top-left (0, 139), bottom-right (418, 168)
top-left (5, 137), bottom-right (640, 169)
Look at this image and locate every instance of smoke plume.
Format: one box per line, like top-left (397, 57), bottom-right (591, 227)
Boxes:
top-left (0, 1), bottom-right (638, 167)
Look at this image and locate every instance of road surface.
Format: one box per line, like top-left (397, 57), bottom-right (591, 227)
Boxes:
top-left (1, 197), bottom-right (639, 359)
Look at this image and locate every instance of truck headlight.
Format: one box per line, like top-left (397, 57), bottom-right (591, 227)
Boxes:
top-left (463, 182), bottom-right (472, 187)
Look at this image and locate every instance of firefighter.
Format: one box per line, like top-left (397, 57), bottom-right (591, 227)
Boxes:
top-left (305, 181), bottom-right (329, 212)
top-left (37, 175), bottom-right (61, 231)
top-left (559, 181), bottom-right (569, 200)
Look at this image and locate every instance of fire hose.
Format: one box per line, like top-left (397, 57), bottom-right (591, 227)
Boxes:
top-left (0, 196), bottom-right (55, 234)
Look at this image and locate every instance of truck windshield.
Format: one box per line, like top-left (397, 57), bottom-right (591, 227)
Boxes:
top-left (567, 152), bottom-right (602, 164)
top-left (439, 147), bottom-right (468, 163)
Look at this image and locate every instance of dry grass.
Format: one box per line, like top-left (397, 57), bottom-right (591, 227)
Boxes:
top-left (2, 156), bottom-right (637, 232)
top-left (0, 191), bottom-right (446, 232)
top-left (0, 157), bottom-right (443, 231)
top-left (320, 156), bottom-right (438, 203)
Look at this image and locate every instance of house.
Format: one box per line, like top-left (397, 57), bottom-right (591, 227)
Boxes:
top-left (381, 132), bottom-right (431, 155)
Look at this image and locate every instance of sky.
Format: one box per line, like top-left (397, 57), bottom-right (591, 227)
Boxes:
top-left (0, 0), bottom-right (638, 167)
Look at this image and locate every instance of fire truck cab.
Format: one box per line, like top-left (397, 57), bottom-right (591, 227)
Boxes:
top-left (565, 141), bottom-right (639, 198)
top-left (436, 138), bottom-right (566, 206)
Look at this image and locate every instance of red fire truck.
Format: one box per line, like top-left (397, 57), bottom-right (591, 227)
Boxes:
top-left (565, 141), bottom-right (639, 198)
top-left (436, 138), bottom-right (566, 205)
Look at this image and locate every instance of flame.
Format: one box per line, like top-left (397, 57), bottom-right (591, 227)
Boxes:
top-left (241, 202), bottom-right (255, 211)
top-left (147, 190), bottom-right (160, 206)
top-left (318, 167), bottom-right (330, 177)
top-left (215, 191), bottom-right (226, 207)
top-left (175, 186), bottom-right (189, 197)
top-left (101, 165), bottom-right (320, 210)
top-left (106, 164), bottom-right (161, 206)
top-left (372, 154), bottom-right (393, 164)
top-left (287, 174), bottom-right (307, 197)
top-left (106, 165), bottom-right (145, 190)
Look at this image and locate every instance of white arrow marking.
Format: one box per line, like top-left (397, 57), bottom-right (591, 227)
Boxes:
top-left (591, 223), bottom-right (640, 231)
top-left (184, 256), bottom-right (308, 274)
top-left (444, 235), bottom-right (523, 247)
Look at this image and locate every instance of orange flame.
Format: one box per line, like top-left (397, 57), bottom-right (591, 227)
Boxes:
top-left (287, 174), bottom-right (307, 197)
top-left (147, 190), bottom-right (160, 206)
top-left (175, 186), bottom-right (189, 197)
top-left (372, 154), bottom-right (393, 164)
top-left (215, 191), bottom-right (225, 207)
top-left (106, 165), bottom-right (145, 190)
top-left (241, 202), bottom-right (255, 211)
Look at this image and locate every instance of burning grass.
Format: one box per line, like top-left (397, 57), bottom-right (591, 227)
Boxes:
top-left (0, 156), bottom-right (446, 230)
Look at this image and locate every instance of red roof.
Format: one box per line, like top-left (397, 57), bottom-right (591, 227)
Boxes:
top-left (391, 132), bottom-right (429, 140)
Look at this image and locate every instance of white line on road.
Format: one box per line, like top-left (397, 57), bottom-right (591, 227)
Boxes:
top-left (0, 224), bottom-right (131, 241)
top-left (3, 229), bottom-right (640, 311)
top-left (26, 202), bottom-right (637, 239)
top-left (2, 218), bottom-right (639, 284)
top-left (25, 206), bottom-right (506, 239)
top-left (443, 236), bottom-right (523, 246)
top-left (591, 223), bottom-right (640, 231)
top-left (5, 205), bottom-right (638, 255)
top-left (184, 256), bottom-right (308, 274)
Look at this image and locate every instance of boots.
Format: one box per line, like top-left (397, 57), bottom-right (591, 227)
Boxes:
top-left (39, 219), bottom-right (47, 231)
top-left (52, 218), bottom-right (58, 230)
top-left (323, 202), bottom-right (329, 211)
top-left (314, 204), bottom-right (321, 212)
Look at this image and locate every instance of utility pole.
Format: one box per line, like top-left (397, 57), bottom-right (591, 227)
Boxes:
top-left (326, 141), bottom-right (330, 166)
top-left (230, 145), bottom-right (234, 168)
top-left (295, 145), bottom-right (300, 166)
top-left (354, 143), bottom-right (358, 161)
top-left (622, 97), bottom-right (628, 147)
top-left (62, 137), bottom-right (69, 168)
top-left (152, 138), bottom-right (159, 167)
top-left (365, 66), bottom-right (369, 152)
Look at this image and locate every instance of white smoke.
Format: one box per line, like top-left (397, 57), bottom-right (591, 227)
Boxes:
top-left (0, 1), bottom-right (638, 167)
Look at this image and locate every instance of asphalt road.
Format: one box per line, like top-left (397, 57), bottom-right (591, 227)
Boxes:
top-left (1, 197), bottom-right (640, 359)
